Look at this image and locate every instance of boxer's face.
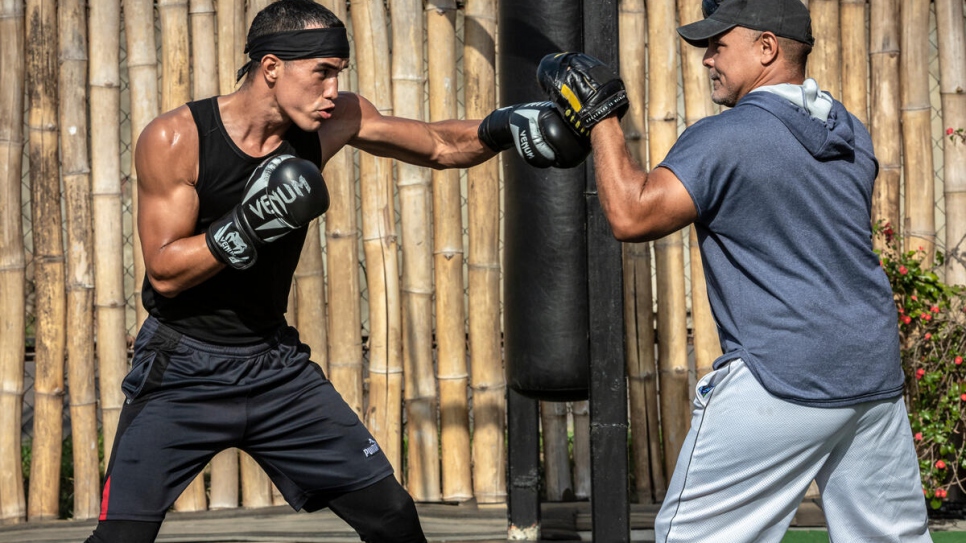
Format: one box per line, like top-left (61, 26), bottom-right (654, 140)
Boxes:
top-left (703, 27), bottom-right (764, 108)
top-left (273, 56), bottom-right (347, 132)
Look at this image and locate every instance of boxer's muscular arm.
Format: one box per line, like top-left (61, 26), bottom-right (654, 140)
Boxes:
top-left (590, 116), bottom-right (698, 242)
top-left (319, 92), bottom-right (496, 170)
top-left (137, 107), bottom-right (225, 298)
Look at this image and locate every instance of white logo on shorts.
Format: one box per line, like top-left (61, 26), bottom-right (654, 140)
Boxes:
top-left (363, 438), bottom-right (380, 458)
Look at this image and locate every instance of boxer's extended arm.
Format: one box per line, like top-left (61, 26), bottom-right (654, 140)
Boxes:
top-left (590, 116), bottom-right (697, 242)
top-left (323, 92), bottom-right (494, 169)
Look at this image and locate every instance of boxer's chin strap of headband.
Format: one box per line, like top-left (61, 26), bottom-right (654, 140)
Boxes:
top-left (236, 27), bottom-right (351, 82)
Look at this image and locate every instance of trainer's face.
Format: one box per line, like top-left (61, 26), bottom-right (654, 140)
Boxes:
top-left (275, 56), bottom-right (347, 131)
top-left (703, 27), bottom-right (764, 107)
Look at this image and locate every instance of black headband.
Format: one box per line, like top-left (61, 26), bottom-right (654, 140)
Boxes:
top-left (236, 27), bottom-right (351, 82)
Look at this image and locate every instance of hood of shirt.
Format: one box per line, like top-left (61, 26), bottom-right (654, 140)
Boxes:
top-left (740, 78), bottom-right (855, 161)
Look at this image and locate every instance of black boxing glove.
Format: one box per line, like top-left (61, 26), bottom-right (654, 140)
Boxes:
top-left (537, 52), bottom-right (629, 137)
top-left (478, 101), bottom-right (590, 169)
top-left (205, 154), bottom-right (329, 269)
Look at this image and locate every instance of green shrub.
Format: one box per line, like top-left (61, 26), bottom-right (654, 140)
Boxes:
top-left (876, 222), bottom-right (966, 509)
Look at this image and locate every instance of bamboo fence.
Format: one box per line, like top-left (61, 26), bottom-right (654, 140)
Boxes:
top-left (1, 0), bottom-right (963, 525)
top-left (427, 0), bottom-right (473, 503)
top-left (26, 0), bottom-right (66, 521)
top-left (59, 0), bottom-right (99, 520)
top-left (0, 0), bottom-right (26, 525)
top-left (463, 0), bottom-right (505, 505)
top-left (390, 0), bottom-right (440, 502)
top-left (647, 0), bottom-right (691, 481)
top-left (936, 0), bottom-right (966, 285)
top-left (900, 0), bottom-right (936, 262)
top-left (870, 0), bottom-right (902, 237)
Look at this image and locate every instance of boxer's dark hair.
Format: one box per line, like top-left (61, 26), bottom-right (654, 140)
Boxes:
top-left (239, 0), bottom-right (346, 82)
top-left (247, 0), bottom-right (345, 45)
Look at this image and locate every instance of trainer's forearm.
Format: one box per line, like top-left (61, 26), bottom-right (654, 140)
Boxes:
top-left (590, 116), bottom-right (650, 240)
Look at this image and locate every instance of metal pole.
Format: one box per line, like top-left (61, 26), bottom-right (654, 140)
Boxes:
top-left (583, 1), bottom-right (631, 541)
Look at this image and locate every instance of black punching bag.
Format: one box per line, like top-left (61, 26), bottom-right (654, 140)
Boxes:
top-left (501, 0), bottom-right (589, 402)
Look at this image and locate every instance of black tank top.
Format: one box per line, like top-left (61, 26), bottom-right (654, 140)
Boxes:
top-left (141, 97), bottom-right (323, 344)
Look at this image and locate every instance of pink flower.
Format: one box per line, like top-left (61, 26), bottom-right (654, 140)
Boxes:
top-left (931, 305), bottom-right (940, 313)
top-left (936, 488), bottom-right (948, 499)
top-left (948, 127), bottom-right (956, 136)
top-left (911, 295), bottom-right (918, 301)
top-left (916, 368), bottom-right (925, 379)
top-left (922, 313), bottom-right (932, 321)
top-left (914, 432), bottom-right (923, 441)
top-left (955, 356), bottom-right (963, 365)
top-left (902, 315), bottom-right (912, 325)
top-left (936, 460), bottom-right (947, 470)
top-left (961, 394), bottom-right (966, 402)
top-left (924, 333), bottom-right (932, 340)
top-left (899, 266), bottom-right (908, 275)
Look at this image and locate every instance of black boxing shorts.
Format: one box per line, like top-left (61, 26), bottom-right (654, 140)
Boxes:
top-left (97, 316), bottom-right (393, 521)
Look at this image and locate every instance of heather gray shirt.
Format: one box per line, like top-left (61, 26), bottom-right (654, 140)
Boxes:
top-left (659, 81), bottom-right (904, 406)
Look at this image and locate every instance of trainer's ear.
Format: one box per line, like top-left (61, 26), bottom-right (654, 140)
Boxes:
top-left (759, 31), bottom-right (780, 65)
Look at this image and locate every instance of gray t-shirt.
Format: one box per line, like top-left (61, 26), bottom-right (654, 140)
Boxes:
top-left (659, 87), bottom-right (904, 406)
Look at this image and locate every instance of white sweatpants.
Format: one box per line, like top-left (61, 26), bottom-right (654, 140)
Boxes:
top-left (654, 359), bottom-right (931, 543)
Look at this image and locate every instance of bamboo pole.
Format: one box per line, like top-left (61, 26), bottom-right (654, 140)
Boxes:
top-left (351, 0), bottom-right (404, 476)
top-left (26, 0), bottom-right (66, 520)
top-left (286, 0), bottom-right (329, 375)
top-left (295, 220), bottom-right (329, 374)
top-left (0, 0), bottom-right (26, 524)
top-left (899, 0), bottom-right (935, 261)
top-left (463, 0), bottom-right (505, 505)
top-left (622, 241), bottom-right (665, 502)
top-left (427, 0), bottom-right (472, 503)
top-left (620, 0), bottom-right (660, 504)
top-left (688, 228), bottom-right (719, 380)
top-left (936, 0), bottom-right (966, 285)
top-left (390, 0), bottom-right (440, 502)
top-left (208, 450), bottom-right (239, 510)
top-left (808, 0), bottom-right (841, 99)
top-left (840, 0), bottom-right (869, 127)
top-left (240, 452), bottom-right (273, 509)
top-left (157, 0), bottom-right (207, 511)
top-left (196, 0), bottom-right (241, 510)
top-left (159, 0), bottom-right (191, 112)
top-left (59, 0), bottom-right (99, 519)
top-left (93, 0), bottom-right (125, 473)
top-left (869, 0), bottom-right (902, 236)
top-left (323, 147), bottom-right (364, 417)
top-left (570, 400), bottom-right (591, 500)
top-left (218, 0), bottom-right (246, 94)
top-left (540, 401), bottom-right (573, 501)
top-left (190, 0), bottom-right (218, 99)
top-left (646, 0), bottom-right (690, 481)
top-left (676, 0), bottom-right (720, 381)
top-left (124, 0), bottom-right (158, 333)
top-left (319, 0), bottom-right (365, 421)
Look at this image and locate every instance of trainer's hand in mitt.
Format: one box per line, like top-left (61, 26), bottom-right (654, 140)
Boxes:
top-left (478, 101), bottom-right (590, 169)
top-left (537, 52), bottom-right (629, 137)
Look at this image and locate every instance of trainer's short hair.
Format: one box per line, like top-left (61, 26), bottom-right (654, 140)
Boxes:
top-left (247, 0), bottom-right (345, 44)
top-left (779, 36), bottom-right (812, 71)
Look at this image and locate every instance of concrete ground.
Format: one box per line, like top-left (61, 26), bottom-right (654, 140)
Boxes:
top-left (0, 500), bottom-right (963, 542)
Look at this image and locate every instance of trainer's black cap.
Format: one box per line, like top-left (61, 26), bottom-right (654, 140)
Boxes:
top-left (677, 0), bottom-right (814, 48)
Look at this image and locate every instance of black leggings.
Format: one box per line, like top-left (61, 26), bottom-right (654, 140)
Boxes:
top-left (84, 475), bottom-right (426, 543)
